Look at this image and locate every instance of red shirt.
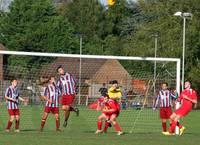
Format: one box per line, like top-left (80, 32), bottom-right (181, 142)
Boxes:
top-left (104, 99), bottom-right (119, 114)
top-left (178, 89), bottom-right (197, 109)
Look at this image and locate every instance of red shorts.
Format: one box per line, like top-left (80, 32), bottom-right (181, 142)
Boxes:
top-left (8, 109), bottom-right (20, 116)
top-left (62, 94), bottom-right (75, 106)
top-left (175, 106), bottom-right (192, 117)
top-left (160, 107), bottom-right (172, 119)
top-left (44, 107), bottom-right (59, 114)
top-left (104, 111), bottom-right (119, 119)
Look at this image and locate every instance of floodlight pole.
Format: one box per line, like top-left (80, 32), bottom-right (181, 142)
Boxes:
top-left (152, 34), bottom-right (158, 96)
top-left (78, 35), bottom-right (82, 105)
top-left (174, 12), bottom-right (192, 91)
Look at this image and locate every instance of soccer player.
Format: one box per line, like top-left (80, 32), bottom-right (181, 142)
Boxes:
top-left (153, 82), bottom-right (176, 133)
top-left (163, 81), bottom-right (197, 136)
top-left (95, 94), bottom-right (123, 135)
top-left (108, 80), bottom-right (122, 101)
top-left (40, 76), bottom-right (61, 132)
top-left (57, 65), bottom-right (79, 127)
top-left (5, 78), bottom-right (25, 132)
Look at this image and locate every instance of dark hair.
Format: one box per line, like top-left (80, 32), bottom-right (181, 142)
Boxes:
top-left (56, 65), bottom-right (63, 73)
top-left (162, 82), bottom-right (168, 86)
top-left (10, 78), bottom-right (17, 83)
top-left (109, 80), bottom-right (118, 84)
top-left (103, 93), bottom-right (109, 98)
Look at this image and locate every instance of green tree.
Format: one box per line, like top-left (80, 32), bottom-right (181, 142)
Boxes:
top-left (0, 0), bottom-right (78, 68)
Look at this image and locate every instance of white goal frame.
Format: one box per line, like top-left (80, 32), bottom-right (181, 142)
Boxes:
top-left (0, 50), bottom-right (181, 96)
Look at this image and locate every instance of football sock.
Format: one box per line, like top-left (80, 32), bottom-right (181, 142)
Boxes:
top-left (177, 122), bottom-right (183, 129)
top-left (162, 122), bottom-right (167, 132)
top-left (114, 122), bottom-right (121, 132)
top-left (169, 120), bottom-right (177, 133)
top-left (41, 119), bottom-right (46, 129)
top-left (103, 121), bottom-right (110, 132)
top-left (97, 121), bottom-right (102, 130)
top-left (6, 120), bottom-right (13, 129)
top-left (15, 120), bottom-right (20, 129)
top-left (56, 119), bottom-right (60, 129)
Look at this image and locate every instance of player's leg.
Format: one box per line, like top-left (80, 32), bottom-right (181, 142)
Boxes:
top-left (109, 114), bottom-right (123, 135)
top-left (14, 109), bottom-right (20, 132)
top-left (40, 112), bottom-right (49, 131)
top-left (15, 115), bottom-right (20, 132)
top-left (6, 109), bottom-right (15, 132)
top-left (103, 118), bottom-right (111, 133)
top-left (161, 119), bottom-right (167, 132)
top-left (54, 113), bottom-right (61, 131)
top-left (95, 113), bottom-right (107, 134)
top-left (68, 95), bottom-right (79, 116)
top-left (62, 105), bottom-right (70, 127)
top-left (169, 114), bottom-right (181, 134)
top-left (53, 107), bottom-right (60, 131)
top-left (6, 115), bottom-right (14, 132)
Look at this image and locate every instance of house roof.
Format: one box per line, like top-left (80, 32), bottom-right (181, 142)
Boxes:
top-left (40, 57), bottom-right (132, 85)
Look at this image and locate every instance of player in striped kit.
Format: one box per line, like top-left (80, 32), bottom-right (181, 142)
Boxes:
top-left (57, 65), bottom-right (79, 127)
top-left (5, 78), bottom-right (25, 132)
top-left (153, 82), bottom-right (176, 134)
top-left (40, 76), bottom-right (61, 132)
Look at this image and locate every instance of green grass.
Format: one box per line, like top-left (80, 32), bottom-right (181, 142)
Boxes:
top-left (0, 105), bottom-right (199, 145)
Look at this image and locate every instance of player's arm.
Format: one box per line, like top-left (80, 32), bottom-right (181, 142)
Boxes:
top-left (182, 92), bottom-right (197, 104)
top-left (4, 88), bottom-right (16, 102)
top-left (5, 96), bottom-right (16, 102)
top-left (153, 93), bottom-right (160, 110)
top-left (41, 96), bottom-right (52, 104)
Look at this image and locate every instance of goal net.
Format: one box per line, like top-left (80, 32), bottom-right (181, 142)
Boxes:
top-left (0, 50), bottom-right (180, 133)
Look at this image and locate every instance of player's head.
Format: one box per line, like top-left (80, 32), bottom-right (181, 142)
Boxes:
top-left (103, 94), bottom-right (109, 102)
top-left (110, 80), bottom-right (118, 89)
top-left (184, 81), bottom-right (191, 89)
top-left (161, 82), bottom-right (168, 90)
top-left (49, 76), bottom-right (56, 84)
top-left (11, 78), bottom-right (17, 87)
top-left (57, 65), bottom-right (65, 75)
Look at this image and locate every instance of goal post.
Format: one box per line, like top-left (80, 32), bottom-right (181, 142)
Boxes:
top-left (0, 50), bottom-right (181, 133)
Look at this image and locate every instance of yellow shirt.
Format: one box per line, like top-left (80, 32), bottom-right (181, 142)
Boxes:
top-left (108, 87), bottom-right (122, 101)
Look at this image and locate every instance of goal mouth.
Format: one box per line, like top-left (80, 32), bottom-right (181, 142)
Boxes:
top-left (0, 50), bottom-right (181, 133)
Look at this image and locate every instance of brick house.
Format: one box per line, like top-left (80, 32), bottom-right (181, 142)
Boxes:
top-left (40, 57), bottom-right (132, 97)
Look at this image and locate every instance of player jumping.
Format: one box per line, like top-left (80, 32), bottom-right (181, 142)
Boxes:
top-left (57, 65), bottom-right (79, 127)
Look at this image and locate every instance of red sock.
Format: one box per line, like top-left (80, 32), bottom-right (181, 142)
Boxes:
top-left (177, 122), bottom-right (182, 129)
top-left (15, 120), bottom-right (20, 129)
top-left (69, 107), bottom-right (75, 112)
top-left (169, 120), bottom-right (177, 133)
top-left (56, 119), bottom-right (60, 129)
top-left (114, 122), bottom-right (121, 132)
top-left (6, 120), bottom-right (13, 129)
top-left (103, 121), bottom-right (110, 132)
top-left (97, 121), bottom-right (102, 130)
top-left (41, 119), bottom-right (46, 129)
top-left (162, 122), bottom-right (167, 132)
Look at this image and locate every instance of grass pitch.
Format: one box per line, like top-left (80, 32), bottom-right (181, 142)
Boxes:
top-left (0, 105), bottom-right (199, 145)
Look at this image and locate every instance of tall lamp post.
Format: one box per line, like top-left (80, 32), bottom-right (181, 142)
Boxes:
top-left (174, 12), bottom-right (192, 91)
top-left (152, 34), bottom-right (158, 96)
top-left (78, 34), bottom-right (82, 105)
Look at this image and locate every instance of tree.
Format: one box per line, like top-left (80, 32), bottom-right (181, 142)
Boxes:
top-left (0, 0), bottom-right (78, 69)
